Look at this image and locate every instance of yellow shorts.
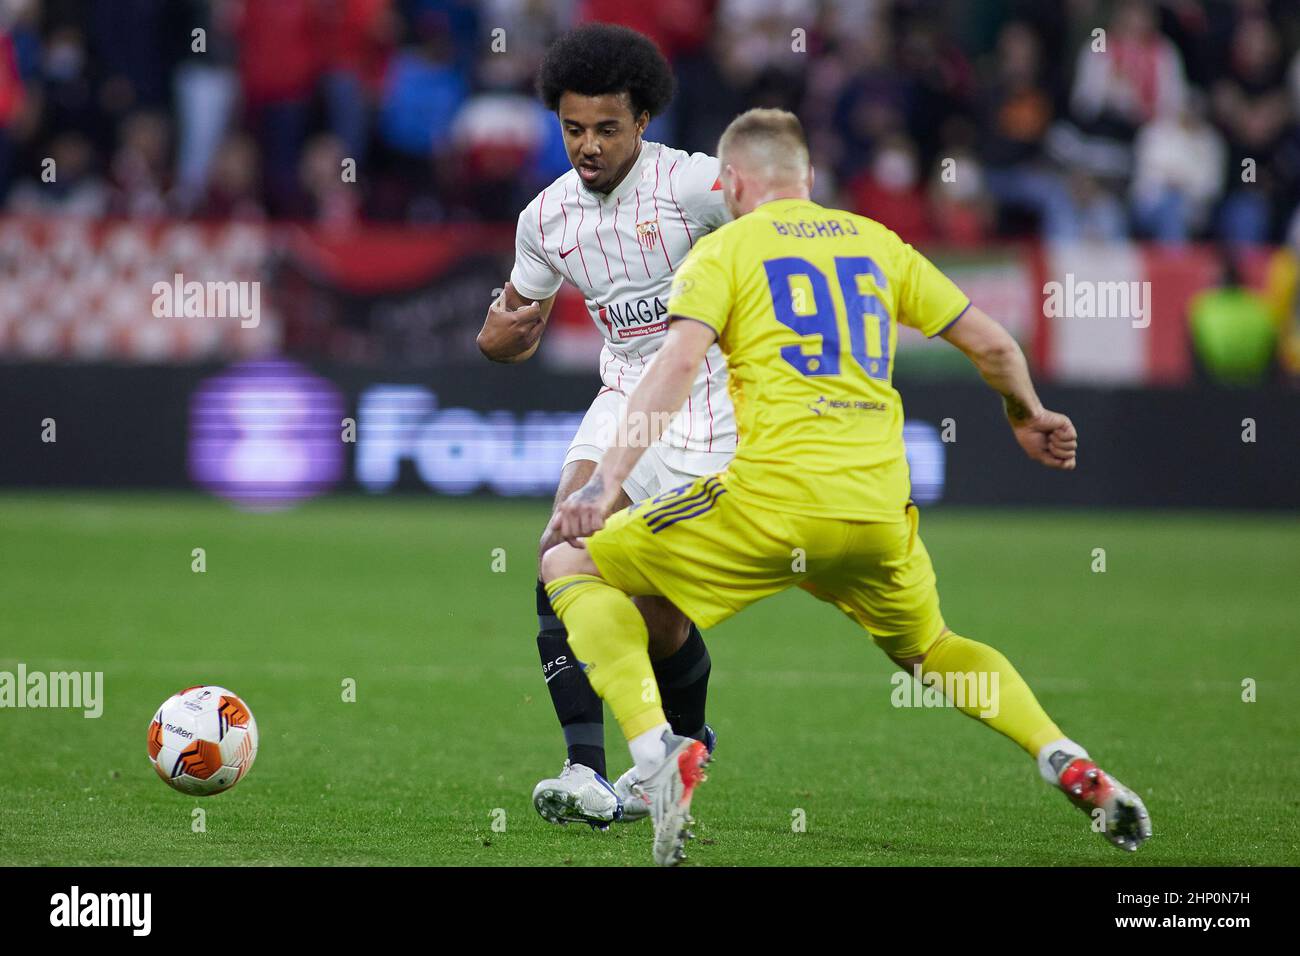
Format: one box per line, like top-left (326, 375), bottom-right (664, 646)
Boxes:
top-left (585, 474), bottom-right (947, 660)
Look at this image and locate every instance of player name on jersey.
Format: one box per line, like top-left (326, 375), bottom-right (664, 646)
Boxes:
top-left (770, 216), bottom-right (863, 238)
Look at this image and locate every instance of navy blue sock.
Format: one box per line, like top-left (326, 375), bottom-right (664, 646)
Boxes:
top-left (653, 624), bottom-right (711, 740)
top-left (536, 579), bottom-right (605, 779)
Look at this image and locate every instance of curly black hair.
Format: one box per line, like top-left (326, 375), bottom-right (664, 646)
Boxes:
top-left (536, 23), bottom-right (676, 119)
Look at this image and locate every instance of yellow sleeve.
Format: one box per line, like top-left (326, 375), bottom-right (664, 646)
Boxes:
top-left (895, 237), bottom-right (970, 337)
top-left (667, 233), bottom-right (734, 337)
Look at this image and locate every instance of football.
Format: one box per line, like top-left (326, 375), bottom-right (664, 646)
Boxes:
top-left (147, 686), bottom-right (259, 796)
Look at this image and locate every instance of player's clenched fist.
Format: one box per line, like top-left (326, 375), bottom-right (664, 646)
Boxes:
top-left (1010, 408), bottom-right (1078, 470)
top-left (477, 281), bottom-right (552, 363)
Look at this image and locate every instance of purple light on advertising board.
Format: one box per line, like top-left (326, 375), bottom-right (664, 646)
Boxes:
top-left (189, 360), bottom-right (345, 510)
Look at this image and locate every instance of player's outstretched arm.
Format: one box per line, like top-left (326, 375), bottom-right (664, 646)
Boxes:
top-left (476, 281), bottom-right (556, 363)
top-left (546, 318), bottom-right (715, 547)
top-left (941, 305), bottom-right (1078, 470)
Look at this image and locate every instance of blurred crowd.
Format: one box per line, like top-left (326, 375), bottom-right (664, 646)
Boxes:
top-left (2, 0), bottom-right (1300, 247)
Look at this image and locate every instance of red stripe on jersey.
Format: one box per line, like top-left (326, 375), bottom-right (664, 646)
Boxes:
top-left (633, 179), bottom-right (651, 279)
top-left (667, 158), bottom-right (695, 247)
top-left (594, 198), bottom-right (613, 284)
top-left (538, 189), bottom-right (547, 254)
top-left (558, 181), bottom-right (579, 285)
top-left (653, 148), bottom-right (673, 270)
top-left (574, 191), bottom-right (593, 286)
top-left (685, 392), bottom-right (694, 446)
top-left (613, 198), bottom-right (631, 281)
top-left (710, 177), bottom-right (722, 190)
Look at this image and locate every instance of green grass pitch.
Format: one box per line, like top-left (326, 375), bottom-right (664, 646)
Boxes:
top-left (1, 493), bottom-right (1296, 866)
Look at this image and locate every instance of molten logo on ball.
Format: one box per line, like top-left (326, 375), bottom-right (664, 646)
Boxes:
top-left (147, 685), bottom-right (259, 796)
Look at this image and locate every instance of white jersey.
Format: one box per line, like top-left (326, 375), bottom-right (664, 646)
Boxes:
top-left (510, 141), bottom-right (737, 462)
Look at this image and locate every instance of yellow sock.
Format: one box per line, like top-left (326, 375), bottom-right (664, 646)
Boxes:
top-left (545, 574), bottom-right (667, 740)
top-left (920, 631), bottom-right (1063, 756)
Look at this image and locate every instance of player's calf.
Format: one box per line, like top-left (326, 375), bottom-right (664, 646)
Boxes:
top-left (532, 461), bottom-right (612, 810)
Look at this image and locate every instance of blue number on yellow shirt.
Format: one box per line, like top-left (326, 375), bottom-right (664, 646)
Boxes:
top-left (763, 255), bottom-right (891, 380)
top-left (762, 257), bottom-right (840, 376)
top-left (836, 256), bottom-right (891, 381)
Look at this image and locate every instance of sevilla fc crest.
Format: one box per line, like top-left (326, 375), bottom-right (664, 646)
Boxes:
top-left (636, 219), bottom-right (660, 251)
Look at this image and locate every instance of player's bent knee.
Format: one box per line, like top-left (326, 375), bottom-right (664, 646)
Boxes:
top-left (540, 542), bottom-right (598, 583)
top-left (916, 626), bottom-right (952, 660)
top-left (879, 624), bottom-right (950, 669)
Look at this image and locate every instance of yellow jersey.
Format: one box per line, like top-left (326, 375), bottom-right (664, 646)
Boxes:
top-left (666, 197), bottom-right (969, 521)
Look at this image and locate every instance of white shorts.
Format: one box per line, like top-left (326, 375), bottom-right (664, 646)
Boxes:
top-left (563, 387), bottom-right (733, 502)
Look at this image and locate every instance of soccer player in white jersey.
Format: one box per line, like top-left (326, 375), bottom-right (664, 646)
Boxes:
top-left (475, 24), bottom-right (735, 829)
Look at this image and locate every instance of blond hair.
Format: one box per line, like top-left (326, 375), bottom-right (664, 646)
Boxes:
top-left (717, 108), bottom-right (810, 182)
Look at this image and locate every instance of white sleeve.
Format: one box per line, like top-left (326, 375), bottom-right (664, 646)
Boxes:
top-left (675, 152), bottom-right (731, 234)
top-left (509, 202), bottom-right (562, 301)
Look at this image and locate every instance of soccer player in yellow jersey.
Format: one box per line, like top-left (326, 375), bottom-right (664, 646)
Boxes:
top-left (541, 108), bottom-right (1151, 866)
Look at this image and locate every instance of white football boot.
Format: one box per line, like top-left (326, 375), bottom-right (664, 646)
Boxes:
top-left (614, 724), bottom-right (715, 824)
top-left (532, 761), bottom-right (621, 828)
top-left (612, 766), bottom-right (650, 822)
top-left (1041, 747), bottom-right (1152, 852)
top-left (632, 731), bottom-right (711, 866)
